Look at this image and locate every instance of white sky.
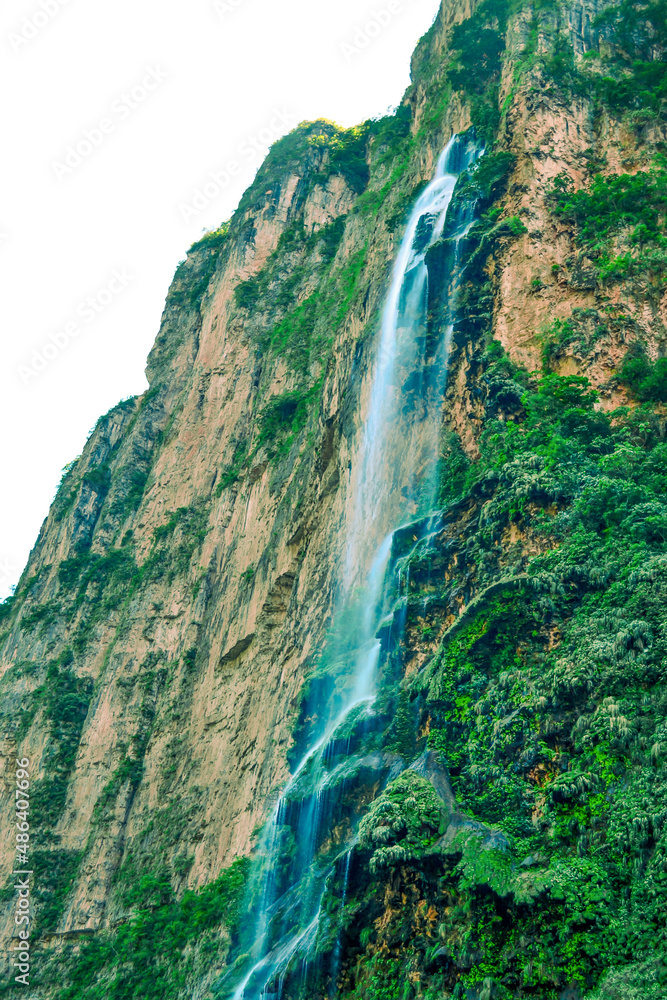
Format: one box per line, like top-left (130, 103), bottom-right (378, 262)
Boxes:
top-left (0, 0), bottom-right (442, 600)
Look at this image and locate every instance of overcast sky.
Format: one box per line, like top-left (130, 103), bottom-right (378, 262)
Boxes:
top-left (0, 0), bottom-right (442, 599)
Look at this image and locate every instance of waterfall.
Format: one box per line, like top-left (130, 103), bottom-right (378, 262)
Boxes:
top-left (329, 849), bottom-right (353, 994)
top-left (345, 132), bottom-right (481, 585)
top-left (226, 131), bottom-right (482, 1000)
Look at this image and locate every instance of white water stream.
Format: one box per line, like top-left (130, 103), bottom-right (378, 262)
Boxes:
top-left (230, 132), bottom-right (481, 1000)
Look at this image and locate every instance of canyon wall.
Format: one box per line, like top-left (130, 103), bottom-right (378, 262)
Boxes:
top-left (1, 0), bottom-right (666, 997)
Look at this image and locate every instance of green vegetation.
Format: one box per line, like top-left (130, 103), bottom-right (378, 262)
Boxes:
top-left (442, 0), bottom-right (667, 146)
top-left (255, 383), bottom-right (323, 457)
top-left (53, 457), bottom-right (82, 521)
top-left (0, 596), bottom-right (17, 631)
top-left (170, 224), bottom-right (231, 312)
top-left (29, 651), bottom-right (93, 832)
top-left (83, 462), bottom-right (112, 495)
top-left (331, 244), bottom-right (367, 328)
top-left (16, 500), bottom-right (211, 659)
top-left (312, 347), bottom-right (667, 999)
top-left (19, 599), bottom-right (61, 637)
top-left (58, 548), bottom-right (135, 592)
top-left (10, 858), bottom-right (251, 1000)
top-left (4, 5), bottom-right (667, 1000)
top-left (446, 0), bottom-right (512, 142)
top-left (468, 0), bottom-right (667, 120)
top-left (368, 103), bottom-right (412, 148)
top-left (0, 649), bottom-right (92, 936)
top-left (47, 408), bottom-right (153, 540)
top-left (547, 161), bottom-right (667, 282)
top-left (358, 771), bottom-right (445, 874)
top-left (144, 503), bottom-right (209, 580)
top-left (32, 850), bottom-right (83, 935)
top-left (437, 430), bottom-right (471, 504)
top-left (235, 119), bottom-right (370, 221)
top-left (185, 253), bottom-right (223, 310)
top-left (188, 222), bottom-right (230, 254)
top-left (356, 149), bottom-right (413, 218)
top-left (233, 207), bottom-right (367, 461)
top-left (234, 214), bottom-right (350, 315)
top-left (448, 0), bottom-right (508, 93)
top-left (310, 124), bottom-right (370, 195)
top-left (620, 343), bottom-right (667, 402)
top-left (458, 151), bottom-right (515, 203)
top-left (382, 352), bottom-right (667, 996)
top-left (94, 668), bottom-right (161, 827)
top-left (109, 465), bottom-right (150, 517)
top-left (260, 294), bottom-right (321, 373)
top-left (593, 0), bottom-right (667, 113)
top-left (214, 444), bottom-right (248, 497)
top-left (55, 548), bottom-right (137, 652)
top-left (551, 165), bottom-right (667, 244)
top-left (540, 309), bottom-right (611, 369)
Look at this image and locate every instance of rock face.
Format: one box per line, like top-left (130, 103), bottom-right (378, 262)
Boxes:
top-left (1, 0), bottom-right (667, 997)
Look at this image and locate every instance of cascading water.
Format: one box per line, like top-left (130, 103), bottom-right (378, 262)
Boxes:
top-left (345, 132), bottom-right (482, 582)
top-left (227, 131), bottom-right (482, 1000)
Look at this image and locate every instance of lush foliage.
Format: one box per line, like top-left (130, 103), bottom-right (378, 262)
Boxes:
top-left (358, 772), bottom-right (445, 873)
top-left (255, 383), bottom-right (322, 456)
top-left (448, 0), bottom-right (509, 95)
top-left (8, 859), bottom-right (251, 1000)
top-left (236, 119), bottom-right (369, 219)
top-left (548, 161), bottom-right (667, 282)
top-left (620, 343), bottom-right (667, 402)
top-left (24, 650), bottom-right (93, 832)
top-left (188, 222), bottom-right (230, 254)
top-left (550, 164), bottom-right (667, 246)
top-left (309, 124), bottom-right (370, 195)
top-left (593, 0), bottom-right (667, 113)
top-left (322, 351), bottom-right (667, 999)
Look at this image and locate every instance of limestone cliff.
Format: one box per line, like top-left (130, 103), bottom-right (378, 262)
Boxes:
top-left (1, 0), bottom-right (667, 998)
